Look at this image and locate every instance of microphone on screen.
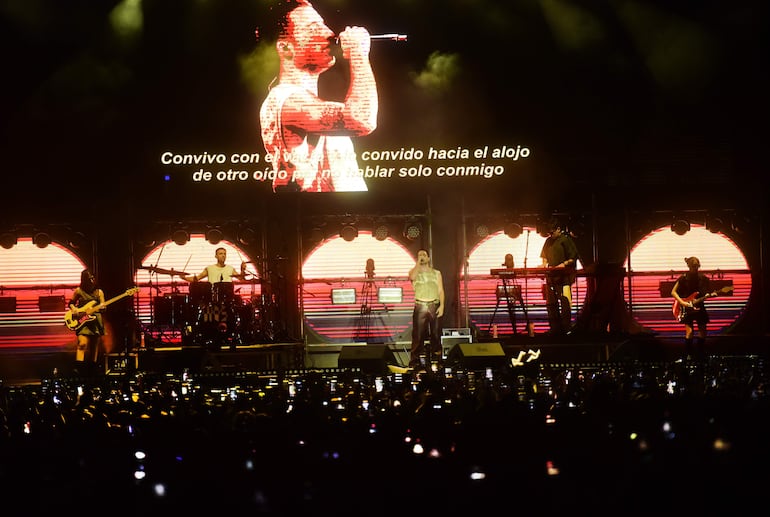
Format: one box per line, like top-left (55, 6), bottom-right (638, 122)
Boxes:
top-left (369, 33), bottom-right (407, 41)
top-left (334, 33), bottom-right (407, 44)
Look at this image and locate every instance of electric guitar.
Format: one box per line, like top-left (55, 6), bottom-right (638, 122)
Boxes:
top-left (672, 286), bottom-right (733, 323)
top-left (64, 287), bottom-right (139, 331)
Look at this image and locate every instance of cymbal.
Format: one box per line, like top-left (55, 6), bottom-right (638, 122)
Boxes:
top-left (139, 265), bottom-right (188, 276)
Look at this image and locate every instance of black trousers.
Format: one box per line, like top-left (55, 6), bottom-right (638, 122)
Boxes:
top-left (545, 280), bottom-right (572, 334)
top-left (410, 301), bottom-right (440, 366)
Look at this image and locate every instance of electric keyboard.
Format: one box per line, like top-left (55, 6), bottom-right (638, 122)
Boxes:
top-left (490, 267), bottom-right (567, 277)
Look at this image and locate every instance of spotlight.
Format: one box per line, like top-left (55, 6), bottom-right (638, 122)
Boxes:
top-left (475, 224), bottom-right (490, 238)
top-left (67, 231), bottom-right (86, 250)
top-left (536, 219), bottom-right (553, 237)
top-left (504, 223), bottom-right (523, 239)
top-left (206, 228), bottom-right (223, 244)
top-left (566, 219), bottom-right (586, 238)
top-left (373, 224), bottom-right (389, 241)
top-left (309, 227), bottom-right (326, 243)
top-left (403, 221), bottom-right (421, 241)
top-left (671, 219), bottom-right (690, 236)
top-left (137, 237), bottom-right (157, 248)
top-left (172, 229), bottom-right (190, 246)
top-left (340, 224), bottom-right (358, 242)
top-left (238, 227), bottom-right (256, 246)
top-left (0, 232), bottom-right (17, 249)
top-left (731, 216), bottom-right (748, 234)
top-left (706, 217), bottom-right (724, 234)
top-left (33, 232), bottom-right (52, 248)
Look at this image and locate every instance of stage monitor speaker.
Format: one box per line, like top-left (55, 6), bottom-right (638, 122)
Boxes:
top-left (338, 344), bottom-right (396, 373)
top-left (447, 342), bottom-right (506, 369)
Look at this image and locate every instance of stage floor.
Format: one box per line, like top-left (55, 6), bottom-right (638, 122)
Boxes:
top-left (2, 331), bottom-right (769, 387)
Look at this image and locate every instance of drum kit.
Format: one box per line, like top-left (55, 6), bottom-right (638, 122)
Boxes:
top-left (140, 265), bottom-right (272, 348)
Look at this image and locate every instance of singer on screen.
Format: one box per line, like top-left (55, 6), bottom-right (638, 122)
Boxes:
top-left (258, 0), bottom-right (379, 192)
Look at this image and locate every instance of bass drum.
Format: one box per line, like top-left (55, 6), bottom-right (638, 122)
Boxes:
top-left (199, 302), bottom-right (231, 324)
top-left (194, 301), bottom-right (234, 348)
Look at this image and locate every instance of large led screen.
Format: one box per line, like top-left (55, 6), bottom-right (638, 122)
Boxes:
top-left (3, 0), bottom-right (757, 207)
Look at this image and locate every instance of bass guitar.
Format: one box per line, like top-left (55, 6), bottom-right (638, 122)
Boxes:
top-left (64, 287), bottom-right (139, 331)
top-left (672, 285), bottom-right (733, 323)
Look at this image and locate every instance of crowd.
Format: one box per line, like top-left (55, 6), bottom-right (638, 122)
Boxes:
top-left (1, 357), bottom-right (768, 515)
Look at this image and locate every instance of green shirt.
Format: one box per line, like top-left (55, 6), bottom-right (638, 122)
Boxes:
top-left (412, 269), bottom-right (441, 302)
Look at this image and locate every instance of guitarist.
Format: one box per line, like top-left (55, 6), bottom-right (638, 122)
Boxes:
top-left (671, 256), bottom-right (714, 360)
top-left (69, 268), bottom-right (106, 375)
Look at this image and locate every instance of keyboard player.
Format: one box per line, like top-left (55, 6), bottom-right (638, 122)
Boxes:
top-left (539, 219), bottom-right (580, 334)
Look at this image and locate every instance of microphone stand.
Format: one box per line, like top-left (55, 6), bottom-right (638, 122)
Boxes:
top-left (355, 267), bottom-right (376, 343)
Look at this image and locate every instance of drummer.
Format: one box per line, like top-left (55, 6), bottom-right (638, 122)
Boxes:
top-left (181, 247), bottom-right (248, 303)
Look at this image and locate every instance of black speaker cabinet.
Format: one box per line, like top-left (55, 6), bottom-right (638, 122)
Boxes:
top-left (338, 344), bottom-right (396, 373)
top-left (447, 342), bottom-right (506, 369)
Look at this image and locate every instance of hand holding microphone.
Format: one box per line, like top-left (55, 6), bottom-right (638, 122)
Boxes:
top-left (337, 26), bottom-right (372, 59)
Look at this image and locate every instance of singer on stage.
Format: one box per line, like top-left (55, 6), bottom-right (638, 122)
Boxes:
top-left (408, 249), bottom-right (445, 371)
top-left (258, 0), bottom-right (378, 192)
top-left (540, 220), bottom-right (579, 335)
